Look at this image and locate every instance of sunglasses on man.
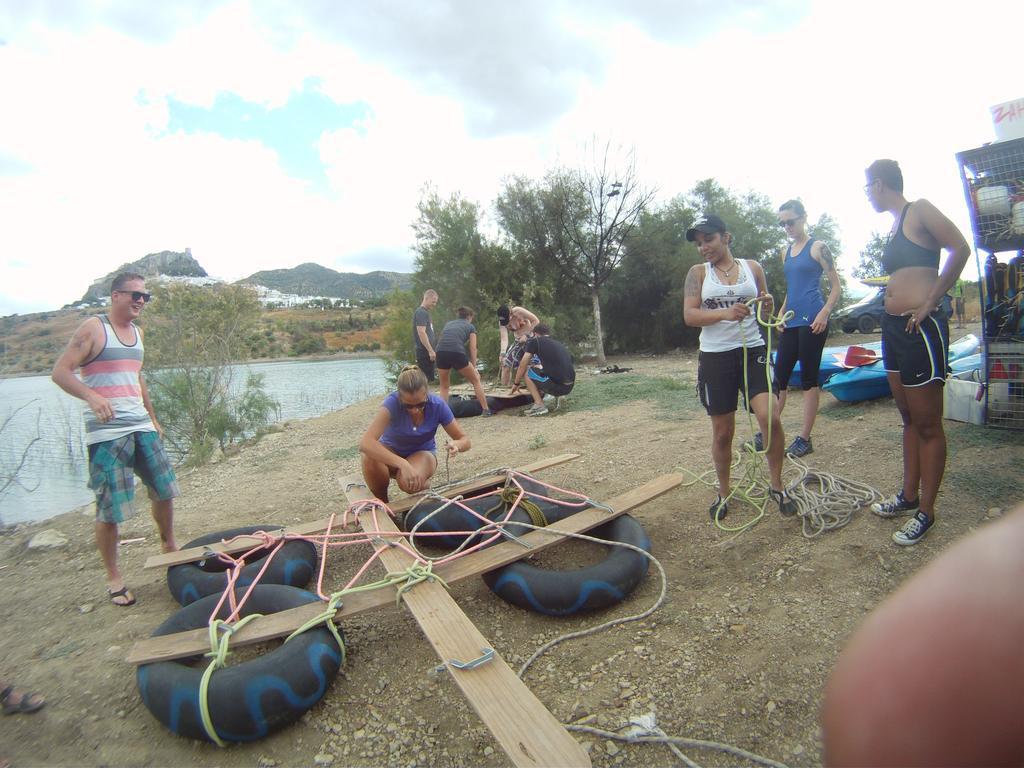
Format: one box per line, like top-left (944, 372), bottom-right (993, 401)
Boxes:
top-left (116, 290), bottom-right (152, 303)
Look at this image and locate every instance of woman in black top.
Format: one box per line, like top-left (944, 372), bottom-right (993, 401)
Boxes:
top-left (863, 159), bottom-right (970, 546)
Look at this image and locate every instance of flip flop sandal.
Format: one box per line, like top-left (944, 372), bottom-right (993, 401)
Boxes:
top-left (108, 586), bottom-right (136, 607)
top-left (1, 686), bottom-right (46, 715)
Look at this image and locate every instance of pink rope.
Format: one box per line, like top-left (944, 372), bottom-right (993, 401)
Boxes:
top-left (199, 471), bottom-right (592, 630)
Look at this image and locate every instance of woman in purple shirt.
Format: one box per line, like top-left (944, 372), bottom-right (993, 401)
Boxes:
top-left (359, 366), bottom-right (471, 502)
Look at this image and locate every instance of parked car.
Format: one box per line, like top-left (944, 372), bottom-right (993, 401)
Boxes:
top-left (833, 288), bottom-right (953, 334)
top-left (834, 288), bottom-right (886, 334)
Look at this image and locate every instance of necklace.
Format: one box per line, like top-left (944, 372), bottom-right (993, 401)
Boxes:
top-left (714, 260), bottom-right (736, 278)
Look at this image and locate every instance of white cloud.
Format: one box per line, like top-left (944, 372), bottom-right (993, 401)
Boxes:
top-left (1, 0), bottom-right (1021, 315)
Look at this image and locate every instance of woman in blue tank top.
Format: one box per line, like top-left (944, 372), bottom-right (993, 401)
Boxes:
top-left (770, 200), bottom-right (841, 458)
top-left (359, 365), bottom-right (471, 502)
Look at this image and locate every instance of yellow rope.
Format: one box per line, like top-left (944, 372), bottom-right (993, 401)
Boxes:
top-left (198, 614), bottom-right (265, 747)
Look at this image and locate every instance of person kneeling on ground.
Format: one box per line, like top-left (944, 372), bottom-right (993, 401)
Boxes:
top-left (510, 324), bottom-right (575, 416)
top-left (359, 365), bottom-right (470, 503)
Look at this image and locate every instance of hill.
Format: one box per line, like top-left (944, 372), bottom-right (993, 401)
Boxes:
top-left (237, 263), bottom-right (412, 300)
top-left (0, 304), bottom-right (388, 376)
top-left (78, 249), bottom-right (207, 304)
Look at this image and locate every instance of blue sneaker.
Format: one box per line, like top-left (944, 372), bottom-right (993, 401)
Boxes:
top-left (786, 435), bottom-right (813, 457)
top-left (893, 511), bottom-right (933, 546)
top-left (871, 491), bottom-right (920, 519)
top-left (481, 409), bottom-right (494, 417)
top-left (743, 432), bottom-right (764, 452)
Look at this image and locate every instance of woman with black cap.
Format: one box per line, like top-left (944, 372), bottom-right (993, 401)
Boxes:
top-left (682, 213), bottom-right (796, 521)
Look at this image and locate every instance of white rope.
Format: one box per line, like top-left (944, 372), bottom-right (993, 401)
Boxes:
top-left (567, 722), bottom-right (791, 768)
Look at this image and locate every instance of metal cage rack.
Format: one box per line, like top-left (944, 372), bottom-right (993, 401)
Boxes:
top-left (956, 137), bottom-right (1024, 430)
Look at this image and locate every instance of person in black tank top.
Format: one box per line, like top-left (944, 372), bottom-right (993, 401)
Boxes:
top-left (862, 159), bottom-right (971, 546)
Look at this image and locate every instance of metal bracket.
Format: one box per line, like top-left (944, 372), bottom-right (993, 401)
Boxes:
top-left (435, 647), bottom-right (495, 673)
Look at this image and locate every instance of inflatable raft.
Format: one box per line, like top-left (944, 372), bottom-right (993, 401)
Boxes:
top-left (823, 334), bottom-right (980, 403)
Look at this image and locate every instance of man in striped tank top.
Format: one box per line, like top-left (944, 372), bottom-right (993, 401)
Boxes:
top-left (52, 273), bottom-right (179, 607)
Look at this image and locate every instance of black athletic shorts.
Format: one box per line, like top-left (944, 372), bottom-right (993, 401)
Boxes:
top-left (526, 368), bottom-right (574, 397)
top-left (774, 325), bottom-right (829, 391)
top-left (881, 311), bottom-right (948, 387)
top-left (436, 349), bottom-right (470, 371)
top-left (697, 346), bottom-right (774, 416)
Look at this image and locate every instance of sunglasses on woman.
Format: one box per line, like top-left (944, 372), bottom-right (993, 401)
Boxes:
top-left (401, 400), bottom-right (428, 411)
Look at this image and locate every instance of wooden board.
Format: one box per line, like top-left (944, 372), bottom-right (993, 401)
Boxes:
top-left (127, 472), bottom-right (681, 664)
top-left (340, 475), bottom-right (591, 768)
top-left (145, 453), bottom-right (581, 569)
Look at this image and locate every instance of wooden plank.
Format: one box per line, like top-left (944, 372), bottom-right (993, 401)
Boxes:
top-left (145, 453), bottom-right (580, 569)
top-left (127, 472), bottom-right (681, 665)
top-left (341, 476), bottom-right (591, 768)
top-left (434, 472), bottom-right (683, 582)
top-left (126, 586), bottom-right (396, 665)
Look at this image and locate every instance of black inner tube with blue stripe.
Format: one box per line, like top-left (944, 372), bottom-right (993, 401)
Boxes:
top-left (409, 473), bottom-right (652, 616)
top-left (137, 585), bottom-right (342, 743)
top-left (167, 525), bottom-right (319, 606)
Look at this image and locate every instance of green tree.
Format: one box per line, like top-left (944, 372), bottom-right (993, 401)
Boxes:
top-left (687, 179), bottom-right (788, 300)
top-left (493, 175), bottom-right (592, 343)
top-left (853, 232), bottom-right (887, 279)
top-left (406, 186), bottom-right (534, 373)
top-left (143, 283), bottom-right (279, 465)
top-left (541, 143), bottom-right (656, 364)
top-left (411, 187), bottom-right (507, 311)
top-left (604, 196), bottom-right (699, 352)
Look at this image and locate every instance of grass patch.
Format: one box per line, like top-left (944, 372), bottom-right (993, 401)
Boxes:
top-left (945, 462), bottom-right (1021, 507)
top-left (569, 374), bottom-right (699, 420)
top-left (946, 422), bottom-right (1022, 449)
top-left (324, 446), bottom-right (361, 461)
top-left (527, 435), bottom-right (548, 451)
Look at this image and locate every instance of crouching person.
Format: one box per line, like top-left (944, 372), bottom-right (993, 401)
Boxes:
top-left (510, 324), bottom-right (575, 416)
top-left (359, 365), bottom-right (470, 503)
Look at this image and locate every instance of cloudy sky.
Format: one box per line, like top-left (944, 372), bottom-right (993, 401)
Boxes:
top-left (1, 0), bottom-right (1020, 316)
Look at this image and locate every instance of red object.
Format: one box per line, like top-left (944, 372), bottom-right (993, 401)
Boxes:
top-left (990, 360), bottom-right (1007, 379)
top-left (841, 345), bottom-right (881, 367)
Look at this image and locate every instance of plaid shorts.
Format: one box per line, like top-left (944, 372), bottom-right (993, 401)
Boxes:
top-left (87, 431), bottom-right (180, 524)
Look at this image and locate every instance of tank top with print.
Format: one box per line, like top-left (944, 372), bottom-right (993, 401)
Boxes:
top-left (699, 259), bottom-right (764, 353)
top-left (80, 316), bottom-right (155, 444)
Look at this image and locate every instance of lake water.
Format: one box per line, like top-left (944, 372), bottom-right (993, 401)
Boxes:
top-left (0, 357), bottom-right (390, 526)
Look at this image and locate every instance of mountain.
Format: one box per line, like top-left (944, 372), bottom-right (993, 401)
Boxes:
top-left (79, 249), bottom-right (208, 304)
top-left (237, 263), bottom-right (412, 300)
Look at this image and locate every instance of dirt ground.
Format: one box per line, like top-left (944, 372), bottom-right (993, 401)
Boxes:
top-left (2, 323), bottom-right (1021, 768)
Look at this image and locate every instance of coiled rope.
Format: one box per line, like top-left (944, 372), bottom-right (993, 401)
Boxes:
top-left (681, 297), bottom-right (883, 536)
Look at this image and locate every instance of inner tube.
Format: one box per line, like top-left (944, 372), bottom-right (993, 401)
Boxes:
top-left (402, 473), bottom-right (590, 551)
top-left (403, 493), bottom-right (536, 551)
top-left (137, 585), bottom-right (343, 743)
top-left (487, 394), bottom-right (534, 412)
top-left (447, 396), bottom-right (483, 418)
top-left (167, 526), bottom-right (319, 606)
top-left (482, 514), bottom-right (651, 616)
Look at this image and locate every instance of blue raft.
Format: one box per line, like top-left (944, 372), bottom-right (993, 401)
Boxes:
top-left (823, 334), bottom-right (980, 403)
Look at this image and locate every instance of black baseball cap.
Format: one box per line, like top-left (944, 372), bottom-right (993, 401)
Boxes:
top-left (685, 214), bottom-right (728, 242)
